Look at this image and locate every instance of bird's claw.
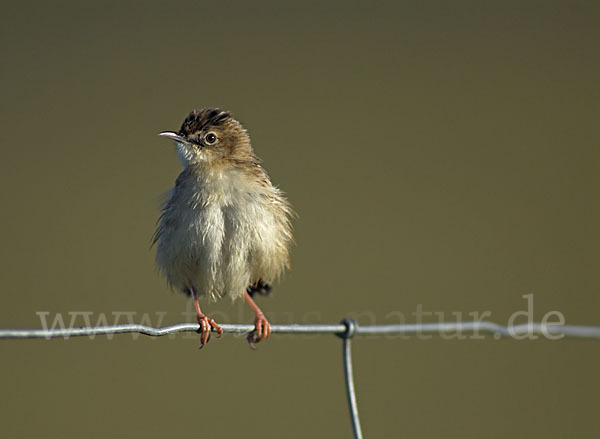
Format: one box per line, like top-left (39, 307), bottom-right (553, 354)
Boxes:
top-left (196, 314), bottom-right (223, 348)
top-left (246, 313), bottom-right (271, 349)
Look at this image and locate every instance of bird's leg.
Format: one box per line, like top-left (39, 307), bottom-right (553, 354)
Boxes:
top-left (190, 287), bottom-right (222, 348)
top-left (244, 291), bottom-right (271, 349)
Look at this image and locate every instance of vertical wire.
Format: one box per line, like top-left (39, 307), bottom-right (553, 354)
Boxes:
top-left (342, 337), bottom-right (363, 439)
top-left (340, 320), bottom-right (363, 439)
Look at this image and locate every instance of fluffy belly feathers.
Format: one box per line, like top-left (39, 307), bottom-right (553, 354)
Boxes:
top-left (156, 179), bottom-right (286, 301)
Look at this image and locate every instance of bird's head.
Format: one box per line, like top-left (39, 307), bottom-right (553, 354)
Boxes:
top-left (159, 108), bottom-right (253, 168)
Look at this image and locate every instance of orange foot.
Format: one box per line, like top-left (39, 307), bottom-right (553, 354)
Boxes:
top-left (196, 314), bottom-right (223, 348)
top-left (247, 312), bottom-right (271, 349)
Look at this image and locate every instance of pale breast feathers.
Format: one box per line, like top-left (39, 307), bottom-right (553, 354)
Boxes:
top-left (154, 165), bottom-right (292, 301)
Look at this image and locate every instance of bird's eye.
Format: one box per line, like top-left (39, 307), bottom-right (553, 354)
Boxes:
top-left (205, 133), bottom-right (218, 145)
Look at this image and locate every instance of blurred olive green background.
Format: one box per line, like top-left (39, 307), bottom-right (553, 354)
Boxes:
top-left (1, 1), bottom-right (599, 437)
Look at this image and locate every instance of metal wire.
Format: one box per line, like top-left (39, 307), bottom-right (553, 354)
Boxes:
top-left (2, 321), bottom-right (599, 339)
top-left (342, 336), bottom-right (362, 438)
top-left (0, 323), bottom-right (344, 339)
top-left (2, 319), bottom-right (600, 439)
top-left (338, 319), bottom-right (363, 439)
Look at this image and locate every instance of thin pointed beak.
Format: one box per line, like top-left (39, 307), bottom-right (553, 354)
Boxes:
top-left (158, 131), bottom-right (188, 143)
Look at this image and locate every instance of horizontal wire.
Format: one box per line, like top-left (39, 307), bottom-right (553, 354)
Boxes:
top-left (1, 321), bottom-right (599, 339)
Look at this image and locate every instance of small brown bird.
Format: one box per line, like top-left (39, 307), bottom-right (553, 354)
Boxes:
top-left (154, 109), bottom-right (293, 347)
